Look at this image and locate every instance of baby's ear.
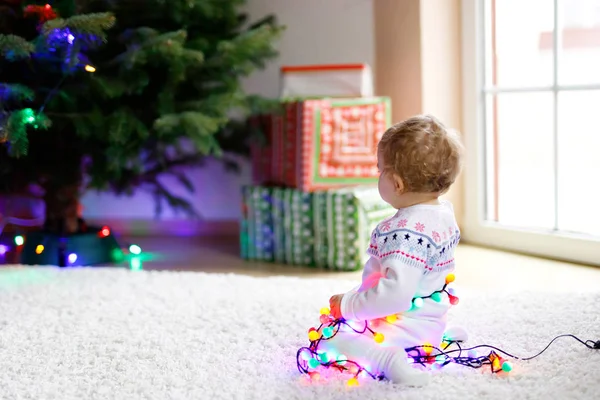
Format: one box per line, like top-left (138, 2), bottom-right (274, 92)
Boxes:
top-left (393, 174), bottom-right (405, 193)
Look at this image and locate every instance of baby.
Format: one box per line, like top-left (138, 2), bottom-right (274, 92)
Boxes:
top-left (325, 115), bottom-right (466, 386)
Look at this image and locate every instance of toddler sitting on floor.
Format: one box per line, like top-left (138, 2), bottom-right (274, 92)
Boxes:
top-left (325, 115), bottom-right (467, 386)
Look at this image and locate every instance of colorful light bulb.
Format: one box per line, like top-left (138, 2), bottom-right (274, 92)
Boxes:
top-left (385, 314), bottom-right (398, 323)
top-left (337, 354), bottom-right (347, 365)
top-left (14, 236), bottom-right (24, 246)
top-left (84, 65), bottom-right (96, 73)
top-left (308, 330), bottom-right (321, 341)
top-left (431, 292), bottom-right (442, 302)
top-left (22, 108), bottom-right (35, 124)
top-left (308, 358), bottom-right (320, 369)
top-left (373, 332), bottom-right (385, 343)
top-left (493, 358), bottom-right (501, 370)
top-left (129, 244), bottom-right (142, 255)
top-left (68, 253), bottom-right (77, 264)
top-left (319, 314), bottom-right (330, 324)
top-left (501, 361), bottom-right (513, 372)
top-left (308, 371), bottom-right (320, 381)
top-left (445, 273), bottom-right (455, 284)
top-left (320, 307), bottom-right (330, 315)
top-left (448, 294), bottom-right (460, 305)
top-left (422, 342), bottom-right (433, 355)
top-left (322, 327), bottom-right (334, 338)
top-left (35, 245), bottom-right (44, 254)
top-left (413, 298), bottom-right (424, 308)
top-left (347, 377), bottom-right (359, 387)
top-left (99, 226), bottom-right (110, 237)
top-left (319, 352), bottom-right (329, 362)
top-left (300, 350), bottom-right (312, 361)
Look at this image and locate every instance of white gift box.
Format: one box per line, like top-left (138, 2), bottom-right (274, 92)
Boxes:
top-left (279, 64), bottom-right (374, 98)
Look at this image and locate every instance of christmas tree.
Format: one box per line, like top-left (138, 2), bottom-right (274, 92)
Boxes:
top-left (1, 0), bottom-right (282, 235)
top-left (0, 0), bottom-right (115, 233)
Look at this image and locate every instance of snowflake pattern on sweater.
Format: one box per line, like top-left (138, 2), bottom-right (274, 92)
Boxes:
top-left (367, 201), bottom-right (460, 274)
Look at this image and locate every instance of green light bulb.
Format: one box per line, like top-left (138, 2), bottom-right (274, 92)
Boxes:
top-left (14, 235), bottom-right (24, 246)
top-left (501, 361), bottom-right (513, 372)
top-left (322, 327), bottom-right (334, 338)
top-left (129, 244), bottom-right (142, 255)
top-left (22, 108), bottom-right (35, 124)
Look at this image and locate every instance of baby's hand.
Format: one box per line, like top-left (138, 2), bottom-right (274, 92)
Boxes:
top-left (329, 294), bottom-right (344, 319)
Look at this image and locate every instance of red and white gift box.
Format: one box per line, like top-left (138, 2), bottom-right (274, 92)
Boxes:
top-left (280, 64), bottom-right (374, 98)
top-left (251, 97), bottom-right (392, 191)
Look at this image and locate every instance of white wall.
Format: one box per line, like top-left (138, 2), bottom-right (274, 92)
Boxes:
top-left (81, 0), bottom-right (374, 226)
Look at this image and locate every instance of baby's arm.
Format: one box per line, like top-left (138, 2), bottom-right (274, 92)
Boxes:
top-left (340, 258), bottom-right (422, 321)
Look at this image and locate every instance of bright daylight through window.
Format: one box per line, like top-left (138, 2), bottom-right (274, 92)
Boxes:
top-left (483, 0), bottom-right (600, 237)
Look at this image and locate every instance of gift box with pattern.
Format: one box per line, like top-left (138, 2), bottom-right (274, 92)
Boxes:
top-left (290, 97), bottom-right (391, 191)
top-left (282, 189), bottom-right (315, 266)
top-left (314, 186), bottom-right (396, 271)
top-left (241, 185), bottom-right (395, 271)
top-left (250, 97), bottom-right (392, 191)
top-left (240, 186), bottom-right (274, 262)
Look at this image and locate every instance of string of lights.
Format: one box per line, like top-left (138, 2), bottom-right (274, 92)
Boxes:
top-left (297, 273), bottom-right (600, 386)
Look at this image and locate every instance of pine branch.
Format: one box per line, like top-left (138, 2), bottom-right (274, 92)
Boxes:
top-left (0, 35), bottom-right (35, 60)
top-left (153, 112), bottom-right (226, 142)
top-left (3, 110), bottom-right (51, 157)
top-left (151, 179), bottom-right (199, 218)
top-left (42, 13), bottom-right (116, 42)
top-left (0, 84), bottom-right (35, 103)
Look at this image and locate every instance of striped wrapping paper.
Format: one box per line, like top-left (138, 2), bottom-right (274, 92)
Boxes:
top-left (241, 185), bottom-right (395, 271)
top-left (241, 186), bottom-right (274, 262)
top-left (283, 189), bottom-right (315, 266)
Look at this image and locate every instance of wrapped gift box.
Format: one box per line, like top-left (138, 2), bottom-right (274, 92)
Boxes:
top-left (249, 115), bottom-right (281, 185)
top-left (271, 188), bottom-right (286, 263)
top-left (283, 189), bottom-right (315, 266)
top-left (280, 64), bottom-right (373, 98)
top-left (241, 185), bottom-right (395, 271)
top-left (293, 97), bottom-right (391, 192)
top-left (251, 97), bottom-right (392, 191)
top-left (240, 186), bottom-right (274, 261)
top-left (313, 187), bottom-right (396, 271)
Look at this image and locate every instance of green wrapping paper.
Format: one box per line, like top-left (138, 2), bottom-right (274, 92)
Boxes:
top-left (240, 185), bottom-right (395, 270)
top-left (271, 188), bottom-right (286, 263)
top-left (312, 191), bottom-right (329, 268)
top-left (283, 189), bottom-right (315, 266)
top-left (241, 186), bottom-right (274, 262)
top-left (323, 187), bottom-right (396, 271)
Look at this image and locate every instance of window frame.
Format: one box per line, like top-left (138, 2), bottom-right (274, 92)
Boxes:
top-left (461, 0), bottom-right (600, 267)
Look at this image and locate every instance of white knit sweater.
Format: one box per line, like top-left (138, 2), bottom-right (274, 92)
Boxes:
top-left (340, 200), bottom-right (460, 322)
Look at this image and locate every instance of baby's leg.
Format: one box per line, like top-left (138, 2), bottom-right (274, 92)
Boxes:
top-left (318, 329), bottom-right (429, 386)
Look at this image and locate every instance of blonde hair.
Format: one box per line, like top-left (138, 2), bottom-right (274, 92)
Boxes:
top-left (378, 114), bottom-right (463, 194)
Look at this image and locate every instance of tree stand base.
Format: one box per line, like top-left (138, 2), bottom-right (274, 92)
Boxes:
top-left (20, 226), bottom-right (123, 267)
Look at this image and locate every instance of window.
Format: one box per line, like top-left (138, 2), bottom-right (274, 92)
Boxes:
top-left (461, 0), bottom-right (600, 266)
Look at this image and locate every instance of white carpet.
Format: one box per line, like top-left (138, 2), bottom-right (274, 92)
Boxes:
top-left (0, 267), bottom-right (598, 400)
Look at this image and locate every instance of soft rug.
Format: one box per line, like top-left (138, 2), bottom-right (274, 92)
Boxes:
top-left (0, 267), bottom-right (598, 400)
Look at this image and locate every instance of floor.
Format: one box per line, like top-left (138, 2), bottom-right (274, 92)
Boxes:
top-left (121, 236), bottom-right (600, 293)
